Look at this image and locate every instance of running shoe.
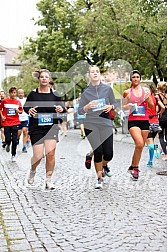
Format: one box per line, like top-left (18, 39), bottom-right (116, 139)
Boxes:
top-left (129, 167), bottom-right (139, 180)
top-left (160, 149), bottom-right (164, 155)
top-left (6, 145), bottom-right (10, 152)
top-left (154, 148), bottom-right (161, 159)
top-left (27, 169), bottom-right (36, 185)
top-left (103, 165), bottom-right (112, 177)
top-left (2, 142), bottom-right (6, 149)
top-left (147, 161), bottom-right (153, 168)
top-left (95, 178), bottom-right (103, 189)
top-left (128, 166), bottom-right (133, 173)
top-left (11, 156), bottom-right (16, 162)
top-left (85, 153), bottom-right (92, 169)
top-left (45, 180), bottom-right (55, 190)
top-left (22, 146), bottom-right (27, 153)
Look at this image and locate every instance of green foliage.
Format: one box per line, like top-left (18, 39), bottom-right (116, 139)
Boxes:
top-left (114, 114), bottom-right (121, 127)
top-left (113, 83), bottom-right (130, 99)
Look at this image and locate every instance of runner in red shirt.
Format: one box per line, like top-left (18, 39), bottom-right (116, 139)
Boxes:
top-left (0, 87), bottom-right (22, 162)
top-left (146, 85), bottom-right (165, 168)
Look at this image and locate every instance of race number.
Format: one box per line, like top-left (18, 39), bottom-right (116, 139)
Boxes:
top-left (38, 113), bottom-right (53, 126)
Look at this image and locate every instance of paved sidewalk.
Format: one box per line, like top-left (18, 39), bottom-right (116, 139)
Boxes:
top-left (0, 129), bottom-right (167, 252)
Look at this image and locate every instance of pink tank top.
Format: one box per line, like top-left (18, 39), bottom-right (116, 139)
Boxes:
top-left (128, 87), bottom-right (149, 121)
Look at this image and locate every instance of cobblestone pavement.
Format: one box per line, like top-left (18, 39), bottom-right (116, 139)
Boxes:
top-left (0, 129), bottom-right (167, 252)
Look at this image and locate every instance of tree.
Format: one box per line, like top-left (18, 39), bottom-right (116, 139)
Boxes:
top-left (22, 0), bottom-right (81, 72)
top-left (21, 0), bottom-right (167, 88)
top-left (75, 0), bottom-right (167, 84)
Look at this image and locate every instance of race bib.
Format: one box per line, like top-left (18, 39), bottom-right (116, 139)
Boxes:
top-left (38, 113), bottom-right (53, 126)
top-left (57, 112), bottom-right (67, 118)
top-left (132, 105), bottom-right (145, 116)
top-left (92, 98), bottom-right (106, 112)
top-left (7, 108), bottom-right (16, 115)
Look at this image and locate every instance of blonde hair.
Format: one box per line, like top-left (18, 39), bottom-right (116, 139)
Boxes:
top-left (157, 81), bottom-right (167, 93)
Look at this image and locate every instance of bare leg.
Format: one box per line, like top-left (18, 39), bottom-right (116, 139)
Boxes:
top-left (63, 122), bottom-right (67, 136)
top-left (31, 143), bottom-right (44, 170)
top-left (94, 162), bottom-right (103, 179)
top-left (22, 127), bottom-right (28, 146)
top-left (102, 159), bottom-right (108, 167)
top-left (80, 123), bottom-right (85, 137)
top-left (44, 139), bottom-right (56, 178)
top-left (129, 127), bottom-right (149, 167)
top-left (1, 127), bottom-right (5, 142)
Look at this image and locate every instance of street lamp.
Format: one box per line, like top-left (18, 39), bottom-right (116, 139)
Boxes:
top-left (118, 64), bottom-right (123, 110)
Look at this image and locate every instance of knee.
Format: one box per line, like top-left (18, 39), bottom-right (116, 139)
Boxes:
top-left (136, 141), bottom-right (145, 149)
top-left (31, 155), bottom-right (42, 165)
top-left (46, 151), bottom-right (55, 161)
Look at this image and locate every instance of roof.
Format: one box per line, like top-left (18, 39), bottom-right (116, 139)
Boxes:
top-left (0, 46), bottom-right (6, 52)
top-left (0, 45), bottom-right (21, 65)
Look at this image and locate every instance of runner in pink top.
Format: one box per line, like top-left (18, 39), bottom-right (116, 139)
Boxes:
top-left (123, 70), bottom-right (154, 180)
top-left (128, 87), bottom-right (149, 121)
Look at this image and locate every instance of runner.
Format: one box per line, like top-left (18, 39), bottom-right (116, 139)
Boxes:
top-left (74, 99), bottom-right (86, 139)
top-left (24, 69), bottom-right (65, 190)
top-left (157, 82), bottom-right (167, 160)
top-left (17, 89), bottom-right (29, 153)
top-left (0, 87), bottom-right (22, 162)
top-left (0, 90), bottom-right (6, 148)
top-left (85, 109), bottom-right (117, 171)
top-left (123, 70), bottom-right (154, 180)
top-left (146, 84), bottom-right (165, 168)
top-left (78, 65), bottom-right (117, 189)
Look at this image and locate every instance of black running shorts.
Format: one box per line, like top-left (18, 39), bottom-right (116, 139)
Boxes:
top-left (29, 124), bottom-right (59, 145)
top-left (128, 120), bottom-right (149, 130)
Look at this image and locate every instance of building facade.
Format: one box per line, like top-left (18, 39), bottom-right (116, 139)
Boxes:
top-left (0, 45), bottom-right (21, 90)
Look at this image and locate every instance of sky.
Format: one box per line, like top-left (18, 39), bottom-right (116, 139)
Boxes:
top-left (0, 0), bottom-right (40, 48)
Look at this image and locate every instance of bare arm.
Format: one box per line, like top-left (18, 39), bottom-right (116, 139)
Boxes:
top-left (122, 89), bottom-right (134, 110)
top-left (157, 100), bottom-right (165, 116)
top-left (144, 87), bottom-right (154, 108)
top-left (0, 109), bottom-right (6, 121)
